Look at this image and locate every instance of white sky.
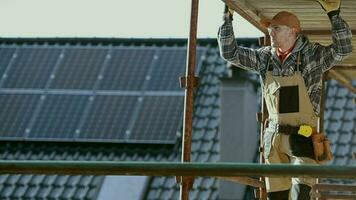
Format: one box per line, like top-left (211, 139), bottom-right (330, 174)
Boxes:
top-left (0, 0), bottom-right (263, 38)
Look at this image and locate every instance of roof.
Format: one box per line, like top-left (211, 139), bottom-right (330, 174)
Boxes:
top-left (0, 38), bottom-right (259, 200)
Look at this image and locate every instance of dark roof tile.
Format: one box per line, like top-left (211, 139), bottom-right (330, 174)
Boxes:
top-left (192, 129), bottom-right (204, 141)
top-left (344, 110), bottom-right (356, 120)
top-left (191, 140), bottom-right (202, 152)
top-left (341, 121), bottom-right (354, 132)
top-left (210, 190), bottom-right (219, 199)
top-left (61, 187), bottom-right (76, 199)
top-left (89, 176), bottom-right (104, 187)
top-left (7, 174), bottom-right (21, 185)
top-left (85, 186), bottom-right (99, 200)
top-left (339, 132), bottom-right (353, 144)
top-left (17, 175), bottom-right (32, 186)
top-left (160, 189), bottom-right (174, 200)
top-left (29, 175), bottom-right (46, 186)
top-left (336, 87), bottom-right (349, 98)
top-left (54, 175), bottom-right (69, 187)
top-left (151, 177), bottom-right (164, 189)
top-left (333, 156), bottom-right (348, 165)
top-left (336, 144), bottom-right (351, 157)
top-left (345, 98), bottom-right (354, 109)
top-left (0, 174), bottom-right (9, 185)
top-left (328, 121), bottom-right (342, 132)
top-left (163, 178), bottom-right (176, 189)
top-left (36, 186), bottom-right (51, 199)
top-left (207, 118), bottom-right (219, 129)
top-left (23, 185), bottom-right (39, 199)
top-left (65, 176), bottom-right (81, 187)
top-left (203, 129), bottom-right (216, 141)
top-left (200, 140), bottom-right (214, 153)
top-left (200, 178), bottom-right (215, 189)
top-left (73, 186), bottom-right (90, 200)
top-left (196, 152), bottom-right (210, 162)
top-left (192, 177), bottom-right (203, 190)
top-left (334, 98), bottom-right (347, 109)
top-left (197, 189), bottom-right (211, 200)
top-left (146, 190), bottom-right (159, 200)
top-left (209, 153), bottom-right (220, 162)
top-left (48, 186), bottom-right (64, 199)
top-left (189, 189), bottom-right (199, 199)
top-left (78, 176), bottom-right (94, 187)
top-left (212, 142), bottom-right (219, 153)
top-left (195, 118), bottom-right (209, 129)
top-left (331, 109), bottom-right (344, 120)
top-left (41, 175), bottom-right (57, 187)
top-left (1, 185), bottom-right (15, 198)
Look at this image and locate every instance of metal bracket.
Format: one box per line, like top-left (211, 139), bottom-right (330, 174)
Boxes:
top-left (179, 75), bottom-right (199, 89)
top-left (176, 176), bottom-right (194, 190)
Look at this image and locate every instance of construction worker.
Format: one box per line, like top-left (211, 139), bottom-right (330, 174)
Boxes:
top-left (218, 0), bottom-right (352, 199)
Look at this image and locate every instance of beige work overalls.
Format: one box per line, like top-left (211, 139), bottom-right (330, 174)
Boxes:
top-left (263, 53), bottom-right (318, 192)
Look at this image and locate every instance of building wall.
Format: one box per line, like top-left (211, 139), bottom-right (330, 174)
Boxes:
top-left (219, 80), bottom-right (259, 200)
top-left (97, 176), bottom-right (149, 200)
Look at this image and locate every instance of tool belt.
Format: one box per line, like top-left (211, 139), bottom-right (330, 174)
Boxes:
top-left (277, 125), bottom-right (301, 135)
top-left (278, 124), bottom-right (333, 163)
top-left (278, 124), bottom-right (315, 137)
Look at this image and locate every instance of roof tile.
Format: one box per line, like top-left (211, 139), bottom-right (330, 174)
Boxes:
top-left (78, 176), bottom-right (94, 187)
top-left (48, 186), bottom-right (64, 199)
top-left (334, 98), bottom-right (347, 109)
top-left (35, 186), bottom-right (51, 199)
top-left (341, 121), bottom-right (354, 132)
top-left (61, 187), bottom-right (76, 199)
top-left (0, 174), bottom-right (9, 185)
top-left (42, 175), bottom-right (57, 187)
top-left (73, 186), bottom-right (90, 200)
top-left (29, 175), bottom-right (46, 186)
top-left (23, 185), bottom-right (39, 199)
top-left (54, 175), bottom-right (69, 187)
top-left (339, 132), bottom-right (353, 144)
top-left (344, 110), bottom-right (356, 120)
top-left (1, 185), bottom-right (15, 198)
top-left (66, 176), bottom-right (81, 187)
top-left (336, 144), bottom-right (351, 157)
top-left (17, 175), bottom-right (32, 186)
top-left (146, 190), bottom-right (159, 200)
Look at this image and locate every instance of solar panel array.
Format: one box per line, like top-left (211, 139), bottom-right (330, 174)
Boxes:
top-left (0, 44), bottom-right (206, 143)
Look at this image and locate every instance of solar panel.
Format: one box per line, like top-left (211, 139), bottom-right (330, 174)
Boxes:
top-left (98, 47), bottom-right (156, 90)
top-left (147, 47), bottom-right (205, 91)
top-left (0, 47), bottom-right (16, 80)
top-left (0, 44), bottom-right (205, 144)
top-left (0, 94), bottom-right (40, 138)
top-left (2, 47), bottom-right (60, 89)
top-left (79, 95), bottom-right (138, 141)
top-left (129, 96), bottom-right (184, 142)
top-left (49, 48), bottom-right (107, 90)
top-left (28, 94), bottom-right (88, 140)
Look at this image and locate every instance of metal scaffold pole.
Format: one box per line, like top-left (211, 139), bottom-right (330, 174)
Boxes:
top-left (178, 0), bottom-right (200, 199)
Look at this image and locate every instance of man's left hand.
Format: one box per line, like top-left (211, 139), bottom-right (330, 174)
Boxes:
top-left (316, 0), bottom-right (341, 14)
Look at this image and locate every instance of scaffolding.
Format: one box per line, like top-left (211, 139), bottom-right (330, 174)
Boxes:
top-left (0, 0), bottom-right (354, 200)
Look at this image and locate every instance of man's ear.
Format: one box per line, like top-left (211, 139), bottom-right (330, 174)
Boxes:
top-left (291, 27), bottom-right (298, 37)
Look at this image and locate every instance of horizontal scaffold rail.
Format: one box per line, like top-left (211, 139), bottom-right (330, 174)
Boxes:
top-left (0, 161), bottom-right (355, 179)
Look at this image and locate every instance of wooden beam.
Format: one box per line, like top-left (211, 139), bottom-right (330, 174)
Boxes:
top-left (217, 176), bottom-right (265, 188)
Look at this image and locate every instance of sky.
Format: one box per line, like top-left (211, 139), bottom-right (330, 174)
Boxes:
top-left (0, 0), bottom-right (263, 38)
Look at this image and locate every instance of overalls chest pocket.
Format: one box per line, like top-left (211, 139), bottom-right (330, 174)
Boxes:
top-left (279, 85), bottom-right (299, 113)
